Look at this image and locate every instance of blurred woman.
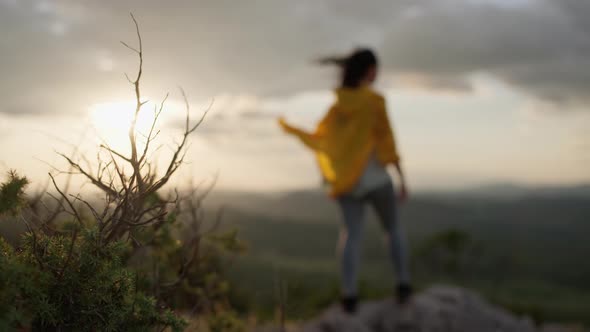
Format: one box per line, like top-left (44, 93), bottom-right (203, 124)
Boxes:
top-left (278, 48), bottom-right (412, 314)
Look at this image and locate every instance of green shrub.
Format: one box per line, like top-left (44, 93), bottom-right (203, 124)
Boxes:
top-left (0, 170), bottom-right (28, 216)
top-left (0, 173), bottom-right (187, 331)
top-left (207, 309), bottom-right (246, 332)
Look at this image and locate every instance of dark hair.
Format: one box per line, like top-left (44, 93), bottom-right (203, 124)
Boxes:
top-left (319, 48), bottom-right (378, 88)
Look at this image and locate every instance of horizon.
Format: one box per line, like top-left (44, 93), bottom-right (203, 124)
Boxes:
top-left (200, 181), bottom-right (590, 200)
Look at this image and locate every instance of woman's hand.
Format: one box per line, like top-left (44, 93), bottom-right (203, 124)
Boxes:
top-left (278, 116), bottom-right (297, 134)
top-left (398, 181), bottom-right (409, 204)
top-left (278, 117), bottom-right (294, 134)
top-left (393, 162), bottom-right (409, 204)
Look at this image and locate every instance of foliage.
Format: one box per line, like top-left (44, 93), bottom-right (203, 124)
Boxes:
top-left (131, 202), bottom-right (246, 313)
top-left (206, 310), bottom-right (246, 332)
top-left (0, 168), bottom-right (243, 331)
top-left (413, 228), bottom-right (480, 279)
top-left (0, 170), bottom-right (28, 216)
top-left (0, 229), bottom-right (186, 331)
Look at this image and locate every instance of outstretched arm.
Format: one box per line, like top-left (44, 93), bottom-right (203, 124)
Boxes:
top-left (278, 117), bottom-right (321, 150)
top-left (278, 106), bottom-right (338, 151)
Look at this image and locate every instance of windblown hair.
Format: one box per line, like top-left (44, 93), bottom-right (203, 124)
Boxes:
top-left (318, 48), bottom-right (378, 88)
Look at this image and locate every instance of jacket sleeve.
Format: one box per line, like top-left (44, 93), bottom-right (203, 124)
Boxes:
top-left (283, 106), bottom-right (338, 151)
top-left (374, 96), bottom-right (400, 165)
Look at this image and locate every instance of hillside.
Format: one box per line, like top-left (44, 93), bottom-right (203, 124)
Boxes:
top-left (206, 184), bottom-right (590, 325)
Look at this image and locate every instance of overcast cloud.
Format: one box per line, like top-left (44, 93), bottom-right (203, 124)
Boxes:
top-left (1, 0), bottom-right (589, 118)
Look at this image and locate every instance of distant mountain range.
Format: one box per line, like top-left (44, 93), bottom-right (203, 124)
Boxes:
top-left (206, 181), bottom-right (590, 208)
top-left (442, 183), bottom-right (590, 200)
top-left (203, 182), bottom-right (590, 227)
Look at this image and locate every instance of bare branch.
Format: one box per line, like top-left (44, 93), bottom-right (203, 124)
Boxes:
top-left (100, 144), bottom-right (132, 163)
top-left (48, 173), bottom-right (83, 226)
top-left (146, 92), bottom-right (212, 194)
top-left (139, 93), bottom-right (168, 165)
top-left (124, 72), bottom-right (134, 84)
top-left (122, 13), bottom-right (146, 194)
top-left (120, 41), bottom-right (140, 54)
top-left (57, 228), bottom-right (78, 282)
top-left (182, 88), bottom-right (213, 134)
top-left (20, 215), bottom-right (46, 271)
top-left (71, 195), bottom-right (103, 226)
top-left (161, 236), bottom-right (200, 288)
top-left (58, 153), bottom-right (118, 197)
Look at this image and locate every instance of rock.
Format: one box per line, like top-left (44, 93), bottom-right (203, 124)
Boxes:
top-left (300, 306), bottom-right (372, 332)
top-left (301, 285), bottom-right (576, 332)
top-left (540, 324), bottom-right (585, 332)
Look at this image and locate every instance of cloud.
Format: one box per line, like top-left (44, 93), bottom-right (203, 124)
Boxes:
top-left (1, 0), bottom-right (590, 118)
top-left (166, 93), bottom-right (281, 147)
top-left (381, 0), bottom-right (590, 106)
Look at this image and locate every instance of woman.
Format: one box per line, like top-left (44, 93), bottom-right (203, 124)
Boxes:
top-left (278, 48), bottom-right (412, 313)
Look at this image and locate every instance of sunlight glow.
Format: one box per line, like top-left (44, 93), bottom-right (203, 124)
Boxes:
top-left (89, 100), bottom-right (162, 154)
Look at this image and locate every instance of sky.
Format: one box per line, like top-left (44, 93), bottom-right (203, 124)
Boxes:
top-left (0, 0), bottom-right (589, 193)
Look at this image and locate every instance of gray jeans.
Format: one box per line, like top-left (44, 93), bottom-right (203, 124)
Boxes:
top-left (337, 180), bottom-right (410, 297)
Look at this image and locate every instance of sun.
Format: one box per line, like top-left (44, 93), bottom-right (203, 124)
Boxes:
top-left (89, 100), bottom-right (159, 153)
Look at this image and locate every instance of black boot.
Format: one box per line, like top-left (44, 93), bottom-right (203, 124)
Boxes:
top-left (396, 283), bottom-right (413, 305)
top-left (341, 296), bottom-right (358, 314)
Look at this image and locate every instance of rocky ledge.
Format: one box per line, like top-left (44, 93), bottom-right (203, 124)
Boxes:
top-left (299, 286), bottom-right (585, 332)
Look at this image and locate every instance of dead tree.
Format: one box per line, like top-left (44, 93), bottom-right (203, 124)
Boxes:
top-left (49, 14), bottom-right (222, 300)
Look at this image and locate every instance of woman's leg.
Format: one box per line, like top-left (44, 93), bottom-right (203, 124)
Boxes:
top-left (336, 195), bottom-right (366, 298)
top-left (367, 182), bottom-right (411, 285)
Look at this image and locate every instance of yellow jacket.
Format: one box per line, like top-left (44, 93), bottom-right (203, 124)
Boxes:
top-left (280, 87), bottom-right (400, 197)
